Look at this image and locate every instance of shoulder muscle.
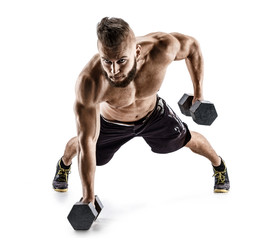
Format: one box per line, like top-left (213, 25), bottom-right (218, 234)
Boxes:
top-left (144, 32), bottom-right (180, 62)
top-left (170, 32), bottom-right (200, 60)
top-left (75, 54), bottom-right (102, 107)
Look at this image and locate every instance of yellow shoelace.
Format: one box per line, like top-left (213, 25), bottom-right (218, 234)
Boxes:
top-left (57, 168), bottom-right (71, 182)
top-left (213, 169), bottom-right (226, 184)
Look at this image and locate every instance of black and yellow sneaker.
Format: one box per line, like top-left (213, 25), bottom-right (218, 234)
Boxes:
top-left (52, 158), bottom-right (71, 192)
top-left (213, 158), bottom-right (230, 193)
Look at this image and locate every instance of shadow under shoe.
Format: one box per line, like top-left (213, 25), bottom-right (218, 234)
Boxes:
top-left (52, 159), bottom-right (71, 192)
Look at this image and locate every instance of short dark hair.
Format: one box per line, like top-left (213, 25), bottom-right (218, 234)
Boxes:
top-left (97, 17), bottom-right (131, 47)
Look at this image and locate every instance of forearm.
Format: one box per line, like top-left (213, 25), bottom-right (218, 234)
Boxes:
top-left (78, 139), bottom-right (97, 203)
top-left (74, 77), bottom-right (101, 204)
top-left (185, 53), bottom-right (204, 99)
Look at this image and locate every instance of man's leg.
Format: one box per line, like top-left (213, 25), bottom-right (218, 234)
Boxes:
top-left (53, 137), bottom-right (78, 192)
top-left (185, 131), bottom-right (230, 192)
top-left (185, 131), bottom-right (221, 167)
top-left (62, 136), bottom-right (78, 166)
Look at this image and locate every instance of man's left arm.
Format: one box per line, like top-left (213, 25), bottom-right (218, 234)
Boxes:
top-left (170, 32), bottom-right (204, 103)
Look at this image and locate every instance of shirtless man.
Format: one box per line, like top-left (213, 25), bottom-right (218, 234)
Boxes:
top-left (53, 17), bottom-right (230, 206)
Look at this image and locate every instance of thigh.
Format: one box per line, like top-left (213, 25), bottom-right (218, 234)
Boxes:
top-left (141, 98), bottom-right (191, 154)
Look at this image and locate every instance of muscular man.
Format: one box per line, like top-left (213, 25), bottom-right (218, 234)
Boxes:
top-left (53, 17), bottom-right (230, 205)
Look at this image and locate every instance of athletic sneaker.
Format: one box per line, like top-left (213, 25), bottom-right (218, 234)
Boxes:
top-left (213, 160), bottom-right (230, 193)
top-left (52, 158), bottom-right (71, 192)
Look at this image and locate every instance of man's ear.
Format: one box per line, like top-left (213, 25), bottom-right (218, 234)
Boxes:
top-left (136, 44), bottom-right (141, 60)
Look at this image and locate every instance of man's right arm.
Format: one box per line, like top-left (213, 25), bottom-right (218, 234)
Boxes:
top-left (74, 74), bottom-right (100, 205)
top-left (170, 32), bottom-right (204, 103)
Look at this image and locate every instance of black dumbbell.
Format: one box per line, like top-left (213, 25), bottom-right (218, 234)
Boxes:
top-left (67, 195), bottom-right (104, 230)
top-left (178, 93), bottom-right (218, 126)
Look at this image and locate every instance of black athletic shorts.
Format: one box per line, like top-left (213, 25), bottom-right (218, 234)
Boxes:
top-left (96, 96), bottom-right (191, 166)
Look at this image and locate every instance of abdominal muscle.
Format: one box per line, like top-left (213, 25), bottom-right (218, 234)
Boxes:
top-left (100, 94), bottom-right (157, 123)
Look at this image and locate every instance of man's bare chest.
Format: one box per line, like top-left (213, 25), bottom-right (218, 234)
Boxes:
top-left (105, 66), bottom-right (167, 108)
top-left (104, 79), bottom-right (162, 109)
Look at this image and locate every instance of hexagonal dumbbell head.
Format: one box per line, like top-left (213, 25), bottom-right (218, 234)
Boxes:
top-left (67, 201), bottom-right (98, 230)
top-left (190, 100), bottom-right (218, 126)
top-left (178, 94), bottom-right (194, 116)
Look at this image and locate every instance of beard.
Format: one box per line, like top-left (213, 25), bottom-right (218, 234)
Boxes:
top-left (103, 59), bottom-right (137, 88)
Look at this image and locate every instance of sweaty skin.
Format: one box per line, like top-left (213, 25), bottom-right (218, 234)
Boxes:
top-left (74, 32), bottom-right (207, 204)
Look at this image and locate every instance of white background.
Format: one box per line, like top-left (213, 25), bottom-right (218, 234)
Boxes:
top-left (1, 0), bottom-right (272, 239)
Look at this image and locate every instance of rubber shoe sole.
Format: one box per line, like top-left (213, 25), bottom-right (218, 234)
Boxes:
top-left (214, 189), bottom-right (229, 193)
top-left (53, 187), bottom-right (68, 192)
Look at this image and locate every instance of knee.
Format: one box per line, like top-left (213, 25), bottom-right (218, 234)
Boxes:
top-left (185, 131), bottom-right (199, 150)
